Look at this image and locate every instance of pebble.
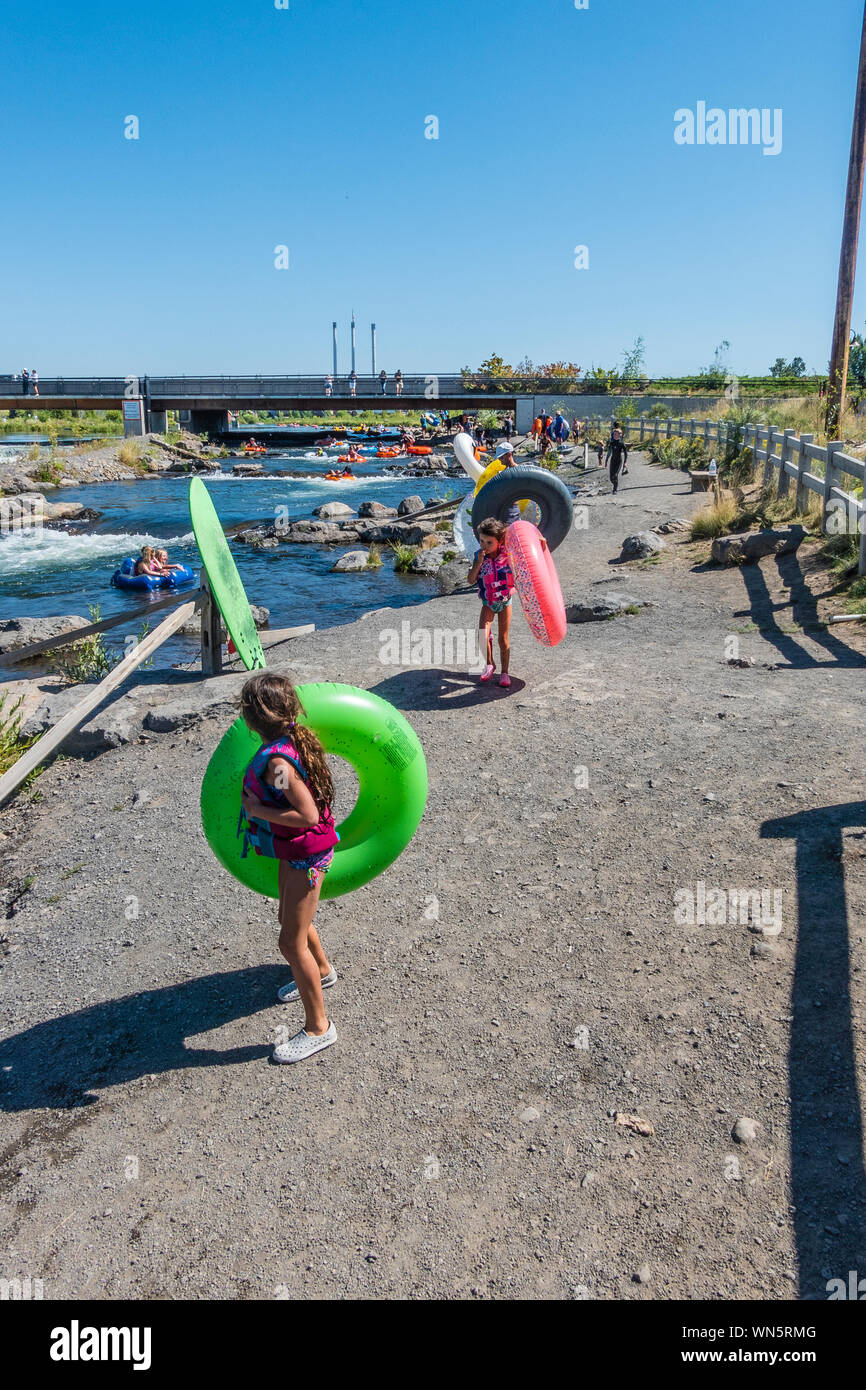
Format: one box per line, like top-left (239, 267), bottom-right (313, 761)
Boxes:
top-left (519, 1107), bottom-right (540, 1123)
top-left (634, 1263), bottom-right (651, 1284)
top-left (732, 1117), bottom-right (759, 1144)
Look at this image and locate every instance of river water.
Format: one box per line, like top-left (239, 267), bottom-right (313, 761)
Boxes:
top-left (0, 447), bottom-right (469, 665)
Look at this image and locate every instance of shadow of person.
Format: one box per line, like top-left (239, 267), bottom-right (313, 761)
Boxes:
top-left (762, 801), bottom-right (866, 1298)
top-left (369, 667), bottom-right (526, 712)
top-left (0, 966), bottom-right (285, 1111)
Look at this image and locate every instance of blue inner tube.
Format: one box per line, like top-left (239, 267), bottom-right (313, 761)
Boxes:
top-left (111, 560), bottom-right (195, 591)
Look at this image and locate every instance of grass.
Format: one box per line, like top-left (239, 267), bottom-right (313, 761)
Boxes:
top-left (365, 544), bottom-right (383, 569)
top-left (690, 496), bottom-right (741, 540)
top-left (117, 438), bottom-right (143, 467)
top-left (0, 693), bottom-right (37, 778)
top-left (60, 864), bottom-right (85, 880)
top-left (32, 460), bottom-right (64, 485)
top-left (390, 543), bottom-right (417, 572)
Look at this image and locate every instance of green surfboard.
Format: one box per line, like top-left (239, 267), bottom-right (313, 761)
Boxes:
top-left (188, 476), bottom-right (266, 671)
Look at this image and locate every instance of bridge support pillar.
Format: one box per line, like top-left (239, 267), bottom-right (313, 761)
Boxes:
top-left (189, 409), bottom-right (231, 438)
top-left (515, 397), bottom-right (535, 434)
top-left (147, 409), bottom-right (168, 434)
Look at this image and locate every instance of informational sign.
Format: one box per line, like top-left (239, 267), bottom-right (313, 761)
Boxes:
top-left (122, 397), bottom-right (145, 437)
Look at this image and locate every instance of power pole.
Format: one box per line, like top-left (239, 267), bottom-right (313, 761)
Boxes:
top-left (826, 1), bottom-right (866, 437)
top-left (371, 323), bottom-right (376, 375)
top-left (350, 313), bottom-right (356, 375)
top-left (332, 321), bottom-right (338, 377)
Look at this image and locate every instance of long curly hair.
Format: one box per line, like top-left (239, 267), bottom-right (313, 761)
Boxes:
top-left (239, 672), bottom-right (334, 815)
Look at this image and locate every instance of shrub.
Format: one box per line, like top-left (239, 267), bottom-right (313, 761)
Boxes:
top-left (366, 544), bottom-right (383, 569)
top-left (117, 439), bottom-right (143, 467)
top-left (690, 496), bottom-right (740, 540)
top-left (32, 460), bottom-right (64, 485)
top-left (390, 543), bottom-right (417, 572)
top-left (0, 693), bottom-right (36, 778)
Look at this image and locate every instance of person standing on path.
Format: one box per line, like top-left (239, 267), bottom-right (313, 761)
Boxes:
top-left (606, 428), bottom-right (629, 494)
top-left (503, 414), bottom-right (514, 442)
top-left (238, 672), bottom-right (340, 1065)
top-left (468, 518), bottom-right (515, 689)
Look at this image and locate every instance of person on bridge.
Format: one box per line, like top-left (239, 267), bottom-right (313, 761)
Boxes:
top-left (324, 374), bottom-right (333, 398)
top-left (379, 369), bottom-right (388, 396)
top-left (394, 369), bottom-right (403, 396)
top-left (30, 369), bottom-right (38, 397)
top-left (348, 370), bottom-right (357, 397)
top-left (21, 368), bottom-right (29, 397)
top-left (606, 428), bottom-right (629, 494)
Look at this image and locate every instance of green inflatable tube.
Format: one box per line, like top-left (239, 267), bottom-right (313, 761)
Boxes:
top-left (200, 683), bottom-right (428, 900)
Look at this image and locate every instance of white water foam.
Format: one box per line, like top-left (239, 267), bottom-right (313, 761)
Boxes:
top-left (0, 527), bottom-right (194, 575)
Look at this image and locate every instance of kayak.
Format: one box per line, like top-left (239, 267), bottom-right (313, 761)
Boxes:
top-left (111, 558), bottom-right (196, 591)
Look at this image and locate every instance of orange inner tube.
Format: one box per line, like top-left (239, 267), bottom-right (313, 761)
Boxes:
top-left (406, 445), bottom-right (432, 455)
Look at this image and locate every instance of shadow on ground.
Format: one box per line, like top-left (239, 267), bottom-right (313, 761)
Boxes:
top-left (0, 967), bottom-right (283, 1111)
top-left (736, 551), bottom-right (866, 669)
top-left (762, 801), bottom-right (866, 1298)
top-left (370, 668), bottom-right (526, 711)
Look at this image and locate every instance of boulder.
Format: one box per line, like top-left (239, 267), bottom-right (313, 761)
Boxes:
top-left (620, 531), bottom-right (666, 561)
top-left (281, 520), bottom-right (355, 545)
top-left (232, 462), bottom-right (264, 476)
top-left (331, 550), bottom-right (373, 573)
top-left (437, 559), bottom-right (471, 594)
top-left (711, 527), bottom-right (806, 566)
top-left (655, 517), bottom-right (689, 534)
top-left (358, 500), bottom-right (397, 519)
top-left (0, 614), bottom-right (89, 659)
top-left (409, 546), bottom-right (451, 575)
top-left (362, 521), bottom-right (436, 545)
top-left (21, 685), bottom-right (137, 752)
top-left (314, 501), bottom-right (356, 519)
top-left (566, 594), bottom-right (647, 623)
top-left (398, 495), bottom-right (425, 516)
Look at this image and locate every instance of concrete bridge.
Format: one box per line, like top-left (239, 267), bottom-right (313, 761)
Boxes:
top-left (0, 373), bottom-right (529, 436)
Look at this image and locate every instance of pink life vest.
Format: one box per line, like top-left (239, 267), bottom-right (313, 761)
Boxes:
top-left (239, 738), bottom-right (339, 860)
top-left (475, 547), bottom-right (515, 605)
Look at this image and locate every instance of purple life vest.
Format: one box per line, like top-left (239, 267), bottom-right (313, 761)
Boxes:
top-left (475, 547), bottom-right (515, 605)
top-left (238, 738), bottom-right (339, 861)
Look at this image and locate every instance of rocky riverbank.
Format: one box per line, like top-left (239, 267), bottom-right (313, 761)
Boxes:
top-left (0, 431), bottom-right (221, 496)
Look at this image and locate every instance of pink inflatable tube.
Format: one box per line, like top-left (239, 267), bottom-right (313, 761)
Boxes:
top-left (505, 519), bottom-right (567, 647)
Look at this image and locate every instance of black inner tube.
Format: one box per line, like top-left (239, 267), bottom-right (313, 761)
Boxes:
top-left (470, 465), bottom-right (574, 551)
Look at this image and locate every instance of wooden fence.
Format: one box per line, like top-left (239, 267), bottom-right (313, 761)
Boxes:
top-left (579, 414), bottom-right (866, 576)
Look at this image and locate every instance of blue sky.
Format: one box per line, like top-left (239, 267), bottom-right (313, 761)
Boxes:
top-left (2, 0), bottom-right (864, 377)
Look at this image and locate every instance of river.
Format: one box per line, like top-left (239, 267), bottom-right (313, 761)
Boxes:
top-left (0, 446), bottom-right (468, 665)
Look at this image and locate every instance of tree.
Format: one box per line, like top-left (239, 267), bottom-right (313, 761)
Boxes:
top-left (700, 340), bottom-right (730, 389)
top-left (769, 355), bottom-right (807, 378)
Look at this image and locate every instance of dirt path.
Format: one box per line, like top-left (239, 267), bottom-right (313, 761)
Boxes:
top-left (2, 450), bottom-right (865, 1301)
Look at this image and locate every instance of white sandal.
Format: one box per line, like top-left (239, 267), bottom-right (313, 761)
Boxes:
top-left (277, 969), bottom-right (337, 1004)
top-left (271, 1021), bottom-right (337, 1065)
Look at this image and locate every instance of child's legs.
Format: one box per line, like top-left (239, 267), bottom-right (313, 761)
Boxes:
top-left (497, 604), bottom-right (512, 672)
top-left (277, 863), bottom-right (329, 1034)
top-left (479, 604), bottom-right (495, 665)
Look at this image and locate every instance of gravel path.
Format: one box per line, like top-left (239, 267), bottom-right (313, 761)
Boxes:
top-left (2, 449), bottom-right (865, 1301)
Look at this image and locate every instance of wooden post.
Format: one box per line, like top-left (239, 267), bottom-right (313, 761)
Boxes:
top-left (666, 417), bottom-right (672, 439)
top-left (826, 2), bottom-right (866, 435)
top-left (199, 573), bottom-right (223, 676)
top-left (654, 416), bottom-right (660, 442)
top-left (823, 440), bottom-right (843, 532)
top-left (778, 428), bottom-right (796, 497)
top-left (640, 414), bottom-right (646, 442)
top-left (0, 599), bottom-right (198, 807)
top-left (796, 433), bottom-right (814, 512)
top-left (704, 418), bottom-right (711, 445)
top-left (0, 587), bottom-right (202, 668)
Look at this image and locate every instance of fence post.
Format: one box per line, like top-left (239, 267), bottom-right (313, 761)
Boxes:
top-left (796, 433), bottom-right (813, 512)
top-left (666, 417), bottom-right (672, 439)
top-left (778, 428), bottom-right (796, 498)
top-left (640, 414), bottom-right (646, 442)
top-left (689, 419), bottom-right (696, 442)
top-left (823, 440), bottom-right (842, 534)
top-left (654, 416), bottom-right (660, 442)
top-left (762, 428), bottom-right (776, 488)
top-left (200, 574), bottom-right (223, 676)
top-left (704, 418), bottom-right (711, 445)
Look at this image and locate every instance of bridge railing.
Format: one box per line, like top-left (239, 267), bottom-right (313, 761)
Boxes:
top-left (582, 412), bottom-right (866, 576)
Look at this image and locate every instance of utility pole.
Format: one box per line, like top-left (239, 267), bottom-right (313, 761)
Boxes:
top-left (371, 323), bottom-right (376, 375)
top-left (332, 322), bottom-right (338, 377)
top-left (826, 1), bottom-right (866, 436)
top-left (350, 313), bottom-right (356, 376)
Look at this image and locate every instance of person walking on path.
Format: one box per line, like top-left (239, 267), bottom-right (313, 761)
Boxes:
top-left (379, 369), bottom-right (388, 396)
top-left (606, 427), bottom-right (629, 494)
top-left (503, 414), bottom-right (514, 442)
top-left (394, 369), bottom-right (403, 396)
top-left (596, 439), bottom-right (604, 469)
